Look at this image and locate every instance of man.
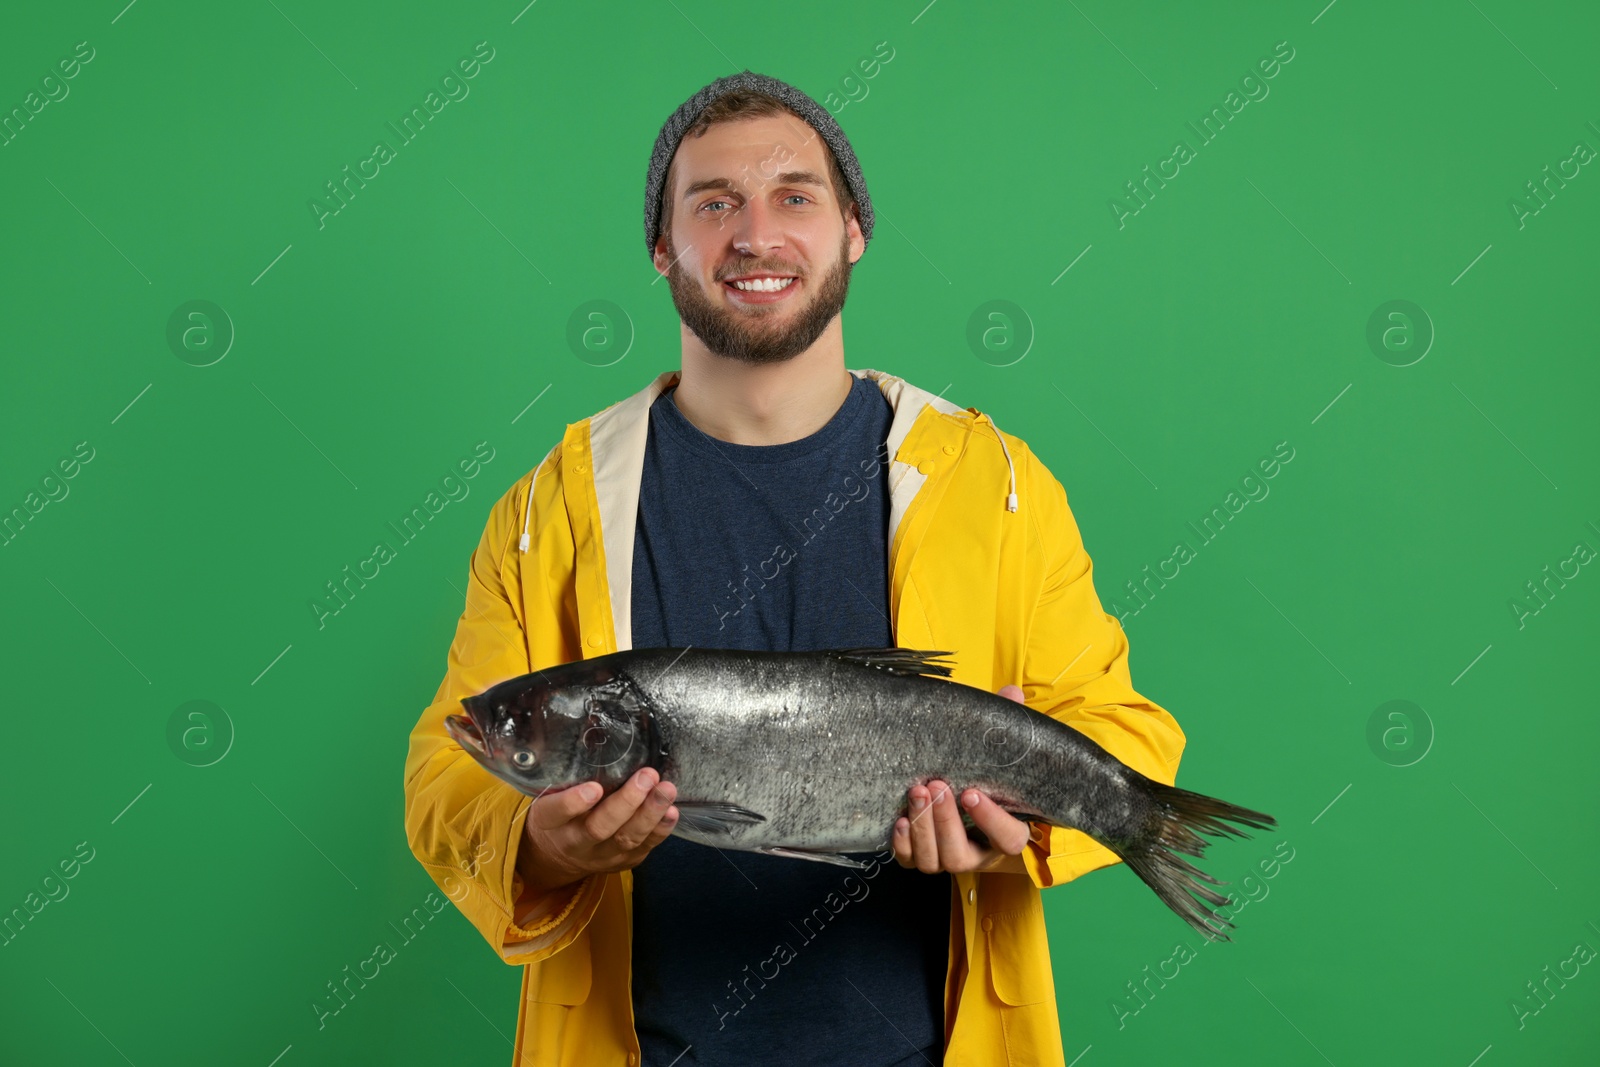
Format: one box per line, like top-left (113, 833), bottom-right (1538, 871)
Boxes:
top-left (403, 71), bottom-right (1187, 1066)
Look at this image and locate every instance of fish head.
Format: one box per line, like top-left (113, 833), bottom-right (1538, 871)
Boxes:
top-left (446, 660), bottom-right (653, 797)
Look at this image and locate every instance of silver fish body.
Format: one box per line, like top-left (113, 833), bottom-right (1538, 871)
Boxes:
top-left (629, 648), bottom-right (1129, 852)
top-left (448, 646), bottom-right (1277, 940)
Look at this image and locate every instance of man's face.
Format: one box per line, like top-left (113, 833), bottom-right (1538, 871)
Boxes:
top-left (654, 114), bottom-right (865, 366)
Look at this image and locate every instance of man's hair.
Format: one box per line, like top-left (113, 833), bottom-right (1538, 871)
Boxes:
top-left (657, 89), bottom-right (856, 247)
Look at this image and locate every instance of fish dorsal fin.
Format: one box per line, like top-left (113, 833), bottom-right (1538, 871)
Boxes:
top-left (824, 647), bottom-right (956, 679)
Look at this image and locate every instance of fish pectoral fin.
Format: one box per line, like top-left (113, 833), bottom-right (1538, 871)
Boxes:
top-left (751, 847), bottom-right (870, 869)
top-left (671, 800), bottom-right (767, 837)
top-left (824, 646), bottom-right (957, 679)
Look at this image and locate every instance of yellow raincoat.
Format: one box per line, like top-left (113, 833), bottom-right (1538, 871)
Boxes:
top-left (403, 368), bottom-right (1186, 1066)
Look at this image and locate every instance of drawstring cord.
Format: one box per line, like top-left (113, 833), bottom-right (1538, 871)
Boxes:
top-left (518, 469), bottom-right (535, 553)
top-left (987, 414), bottom-right (1019, 513)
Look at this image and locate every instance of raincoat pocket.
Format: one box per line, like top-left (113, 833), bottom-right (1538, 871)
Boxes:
top-left (526, 928), bottom-right (593, 1004)
top-left (983, 904), bottom-right (1053, 1006)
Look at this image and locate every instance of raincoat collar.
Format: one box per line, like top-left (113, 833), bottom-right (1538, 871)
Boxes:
top-left (560, 367), bottom-right (981, 652)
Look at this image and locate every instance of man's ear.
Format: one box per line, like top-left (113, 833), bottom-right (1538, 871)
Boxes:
top-left (652, 232), bottom-right (672, 276)
top-left (845, 205), bottom-right (865, 265)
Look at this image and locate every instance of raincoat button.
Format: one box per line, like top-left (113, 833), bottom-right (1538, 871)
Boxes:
top-left (942, 444), bottom-right (957, 456)
top-left (586, 635), bottom-right (602, 648)
top-left (981, 916), bottom-right (993, 932)
top-left (916, 461), bottom-right (935, 476)
top-left (574, 464), bottom-right (588, 474)
top-left (626, 1055), bottom-right (637, 1066)
top-left (967, 888), bottom-right (975, 904)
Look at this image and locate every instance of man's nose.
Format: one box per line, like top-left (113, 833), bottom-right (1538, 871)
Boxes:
top-left (730, 195), bottom-right (784, 257)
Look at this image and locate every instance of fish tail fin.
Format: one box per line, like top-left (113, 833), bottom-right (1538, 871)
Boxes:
top-left (1105, 781), bottom-right (1278, 944)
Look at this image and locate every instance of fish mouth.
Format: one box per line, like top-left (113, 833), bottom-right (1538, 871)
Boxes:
top-left (445, 710), bottom-right (487, 758)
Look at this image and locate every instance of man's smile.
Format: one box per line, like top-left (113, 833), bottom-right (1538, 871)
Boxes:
top-left (722, 274), bottom-right (801, 305)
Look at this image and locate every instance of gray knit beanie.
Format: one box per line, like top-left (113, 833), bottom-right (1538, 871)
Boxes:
top-left (643, 70), bottom-right (874, 259)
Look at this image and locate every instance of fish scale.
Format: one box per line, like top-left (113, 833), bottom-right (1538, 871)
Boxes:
top-left (642, 653), bottom-right (1061, 848)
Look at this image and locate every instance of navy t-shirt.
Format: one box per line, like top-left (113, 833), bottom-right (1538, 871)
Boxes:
top-left (629, 375), bottom-right (951, 1066)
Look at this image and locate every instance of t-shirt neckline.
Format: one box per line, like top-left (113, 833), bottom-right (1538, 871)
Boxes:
top-left (652, 376), bottom-right (881, 465)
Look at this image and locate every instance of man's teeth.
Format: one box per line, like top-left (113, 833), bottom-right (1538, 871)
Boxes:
top-left (730, 277), bottom-right (795, 292)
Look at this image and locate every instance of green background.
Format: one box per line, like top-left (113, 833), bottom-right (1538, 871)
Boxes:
top-left (3, 0), bottom-right (1596, 1063)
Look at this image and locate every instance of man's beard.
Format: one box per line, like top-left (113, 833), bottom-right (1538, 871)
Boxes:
top-left (663, 229), bottom-right (854, 366)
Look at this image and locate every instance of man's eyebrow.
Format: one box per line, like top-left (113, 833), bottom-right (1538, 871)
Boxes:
top-left (681, 170), bottom-right (830, 200)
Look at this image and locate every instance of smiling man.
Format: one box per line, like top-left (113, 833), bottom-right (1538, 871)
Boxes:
top-left (656, 148), bottom-right (854, 369)
top-left (403, 71), bottom-right (1187, 1067)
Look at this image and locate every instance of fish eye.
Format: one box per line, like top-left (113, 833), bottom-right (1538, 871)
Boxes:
top-left (497, 704), bottom-right (509, 715)
top-left (512, 750), bottom-right (536, 769)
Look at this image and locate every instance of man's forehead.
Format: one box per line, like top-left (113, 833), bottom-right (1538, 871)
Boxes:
top-left (673, 115), bottom-right (826, 172)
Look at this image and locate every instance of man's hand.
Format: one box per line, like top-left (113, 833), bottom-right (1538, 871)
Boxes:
top-left (892, 684), bottom-right (1033, 876)
top-left (515, 768), bottom-right (679, 894)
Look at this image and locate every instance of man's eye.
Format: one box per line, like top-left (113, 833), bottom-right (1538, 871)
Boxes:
top-left (784, 195), bottom-right (810, 205)
top-left (702, 200), bottom-right (732, 213)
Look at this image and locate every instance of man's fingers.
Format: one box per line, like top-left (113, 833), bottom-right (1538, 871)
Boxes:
top-left (906, 784), bottom-right (941, 873)
top-left (961, 790), bottom-right (1032, 854)
top-left (891, 817), bottom-right (915, 868)
top-left (611, 780), bottom-right (678, 852)
top-left (580, 768), bottom-right (658, 842)
top-left (526, 781), bottom-right (604, 832)
top-left (997, 684), bottom-right (1025, 703)
top-left (643, 804), bottom-right (680, 847)
top-left (620, 802), bottom-right (682, 866)
top-left (928, 779), bottom-right (975, 865)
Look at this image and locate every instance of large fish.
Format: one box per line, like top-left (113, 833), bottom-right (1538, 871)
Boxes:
top-left (446, 646), bottom-right (1276, 941)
